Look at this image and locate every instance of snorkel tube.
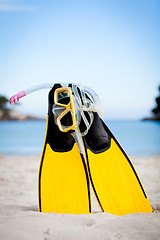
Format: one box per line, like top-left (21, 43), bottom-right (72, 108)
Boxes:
top-left (9, 84), bottom-right (54, 105)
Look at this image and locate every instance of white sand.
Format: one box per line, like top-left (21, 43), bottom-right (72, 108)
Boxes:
top-left (0, 155), bottom-right (160, 240)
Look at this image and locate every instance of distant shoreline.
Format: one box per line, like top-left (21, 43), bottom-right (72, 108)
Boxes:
top-left (0, 109), bottom-right (44, 121)
top-left (143, 116), bottom-right (160, 121)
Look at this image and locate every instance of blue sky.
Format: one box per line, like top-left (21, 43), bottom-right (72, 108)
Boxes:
top-left (0, 0), bottom-right (159, 119)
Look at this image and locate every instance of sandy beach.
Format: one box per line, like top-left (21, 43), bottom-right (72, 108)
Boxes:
top-left (0, 155), bottom-right (159, 240)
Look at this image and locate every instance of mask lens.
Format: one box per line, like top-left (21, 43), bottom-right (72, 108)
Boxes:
top-left (57, 91), bottom-right (70, 105)
top-left (60, 111), bottom-right (73, 130)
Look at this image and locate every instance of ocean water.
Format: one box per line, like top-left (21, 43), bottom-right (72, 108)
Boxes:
top-left (0, 119), bottom-right (160, 156)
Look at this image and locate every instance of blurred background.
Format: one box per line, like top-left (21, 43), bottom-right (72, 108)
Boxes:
top-left (0, 0), bottom-right (160, 155)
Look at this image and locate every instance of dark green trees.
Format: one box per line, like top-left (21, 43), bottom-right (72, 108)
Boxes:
top-left (0, 96), bottom-right (8, 110)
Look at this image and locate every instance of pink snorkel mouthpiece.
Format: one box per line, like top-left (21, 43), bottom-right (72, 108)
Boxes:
top-left (10, 91), bottom-right (26, 105)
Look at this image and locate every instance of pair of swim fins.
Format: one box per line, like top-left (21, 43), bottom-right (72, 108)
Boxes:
top-left (38, 83), bottom-right (152, 215)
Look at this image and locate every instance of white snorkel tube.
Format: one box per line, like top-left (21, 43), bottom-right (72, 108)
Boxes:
top-left (10, 84), bottom-right (57, 105)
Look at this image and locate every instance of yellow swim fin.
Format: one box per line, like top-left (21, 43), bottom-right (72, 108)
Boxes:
top-left (38, 84), bottom-right (91, 214)
top-left (83, 112), bottom-right (152, 215)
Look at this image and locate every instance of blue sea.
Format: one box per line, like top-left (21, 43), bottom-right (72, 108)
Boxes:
top-left (0, 119), bottom-right (160, 156)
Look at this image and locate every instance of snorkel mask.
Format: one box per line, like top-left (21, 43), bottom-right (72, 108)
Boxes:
top-left (52, 84), bottom-right (104, 136)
